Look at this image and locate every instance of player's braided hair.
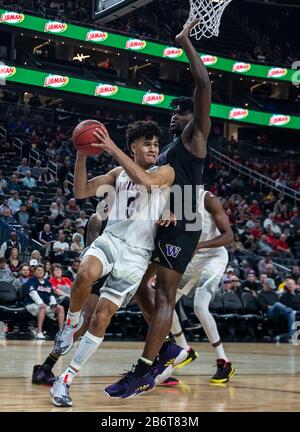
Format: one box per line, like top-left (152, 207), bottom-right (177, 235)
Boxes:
top-left (170, 97), bottom-right (194, 114)
top-left (126, 120), bottom-right (162, 152)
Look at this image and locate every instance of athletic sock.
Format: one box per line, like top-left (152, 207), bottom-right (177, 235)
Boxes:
top-left (136, 357), bottom-right (153, 376)
top-left (214, 342), bottom-right (228, 363)
top-left (171, 310), bottom-right (190, 350)
top-left (42, 352), bottom-right (60, 371)
top-left (61, 366), bottom-right (78, 386)
top-left (66, 310), bottom-right (81, 327)
top-left (173, 331), bottom-right (190, 351)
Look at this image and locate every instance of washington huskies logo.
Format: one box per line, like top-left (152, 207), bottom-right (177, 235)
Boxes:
top-left (166, 244), bottom-right (181, 258)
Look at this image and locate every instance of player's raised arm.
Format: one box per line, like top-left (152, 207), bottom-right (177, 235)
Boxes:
top-left (73, 152), bottom-right (121, 199)
top-left (176, 20), bottom-right (211, 156)
top-left (92, 127), bottom-right (175, 190)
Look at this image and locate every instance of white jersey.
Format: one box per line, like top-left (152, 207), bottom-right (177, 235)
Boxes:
top-left (104, 167), bottom-right (167, 251)
top-left (198, 189), bottom-right (226, 254)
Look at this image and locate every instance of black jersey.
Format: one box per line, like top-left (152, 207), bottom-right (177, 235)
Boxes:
top-left (157, 135), bottom-right (205, 231)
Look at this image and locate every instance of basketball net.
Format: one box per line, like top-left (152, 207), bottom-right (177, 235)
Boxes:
top-left (185, 0), bottom-right (232, 40)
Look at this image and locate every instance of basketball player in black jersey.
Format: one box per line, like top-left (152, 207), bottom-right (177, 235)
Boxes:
top-left (104, 20), bottom-right (212, 398)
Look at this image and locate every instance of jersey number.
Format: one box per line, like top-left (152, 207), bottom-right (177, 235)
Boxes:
top-left (126, 193), bottom-right (140, 219)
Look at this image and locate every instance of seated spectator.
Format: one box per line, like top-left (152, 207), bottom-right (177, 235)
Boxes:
top-left (0, 170), bottom-right (7, 191)
top-left (65, 198), bottom-right (80, 218)
top-left (31, 250), bottom-right (42, 264)
top-left (72, 223), bottom-right (85, 247)
top-left (8, 191), bottom-right (22, 214)
top-left (58, 218), bottom-right (74, 243)
top-left (48, 263), bottom-right (72, 311)
top-left (26, 199), bottom-right (37, 219)
top-left (0, 231), bottom-right (21, 259)
top-left (0, 206), bottom-right (14, 221)
top-left (32, 160), bottom-right (43, 179)
top-left (76, 211), bottom-right (88, 228)
top-left (70, 234), bottom-right (84, 252)
top-left (39, 167), bottom-right (55, 185)
top-left (17, 158), bottom-right (31, 175)
top-left (257, 235), bottom-right (273, 255)
top-left (257, 278), bottom-right (296, 338)
top-left (22, 171), bottom-right (37, 190)
top-left (280, 279), bottom-right (300, 313)
top-left (290, 207), bottom-right (300, 229)
top-left (64, 258), bottom-right (80, 282)
top-left (44, 260), bottom-right (52, 278)
top-left (0, 257), bottom-right (14, 283)
top-left (230, 276), bottom-right (241, 293)
top-left (15, 203), bottom-right (30, 227)
top-left (13, 263), bottom-right (30, 290)
top-left (0, 198), bottom-right (9, 215)
top-left (27, 194), bottom-right (39, 211)
top-left (49, 203), bottom-right (64, 224)
top-left (263, 213), bottom-right (282, 235)
top-left (274, 234), bottom-right (293, 256)
top-left (23, 264), bottom-right (64, 339)
top-left (258, 252), bottom-right (277, 275)
top-left (8, 247), bottom-right (21, 276)
top-left (222, 277), bottom-right (234, 293)
top-left (53, 230), bottom-right (70, 261)
top-left (240, 271), bottom-right (261, 296)
top-left (38, 223), bottom-right (54, 257)
top-left (54, 187), bottom-right (67, 205)
top-left (7, 174), bottom-right (20, 193)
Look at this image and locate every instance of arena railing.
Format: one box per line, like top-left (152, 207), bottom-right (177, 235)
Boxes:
top-left (0, 8), bottom-right (295, 84)
top-left (209, 146), bottom-right (300, 204)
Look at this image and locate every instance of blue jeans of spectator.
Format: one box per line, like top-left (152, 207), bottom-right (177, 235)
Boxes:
top-left (266, 302), bottom-right (296, 336)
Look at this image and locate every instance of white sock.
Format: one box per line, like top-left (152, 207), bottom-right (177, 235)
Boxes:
top-left (194, 288), bottom-right (228, 362)
top-left (60, 331), bottom-right (103, 386)
top-left (215, 343), bottom-right (228, 362)
top-left (66, 310), bottom-right (81, 327)
top-left (171, 310), bottom-right (190, 351)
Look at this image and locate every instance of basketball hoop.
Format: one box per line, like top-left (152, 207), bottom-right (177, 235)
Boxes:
top-left (185, 0), bottom-right (232, 40)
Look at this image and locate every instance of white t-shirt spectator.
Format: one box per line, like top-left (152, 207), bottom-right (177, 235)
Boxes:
top-left (8, 197), bottom-right (22, 213)
top-left (53, 240), bottom-right (69, 256)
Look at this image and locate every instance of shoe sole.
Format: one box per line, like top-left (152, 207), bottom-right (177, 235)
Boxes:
top-left (209, 367), bottom-right (236, 384)
top-left (176, 350), bottom-right (198, 370)
top-left (154, 349), bottom-right (188, 386)
top-left (104, 386), bottom-right (155, 399)
top-left (158, 380), bottom-right (180, 387)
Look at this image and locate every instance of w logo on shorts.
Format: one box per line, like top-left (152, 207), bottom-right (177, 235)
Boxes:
top-left (166, 244), bottom-right (181, 258)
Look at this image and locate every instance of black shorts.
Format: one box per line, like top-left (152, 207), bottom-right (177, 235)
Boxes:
top-left (151, 225), bottom-right (201, 274)
top-left (90, 275), bottom-right (109, 296)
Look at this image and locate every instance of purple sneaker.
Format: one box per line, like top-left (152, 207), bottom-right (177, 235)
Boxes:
top-left (32, 364), bottom-right (56, 386)
top-left (105, 365), bottom-right (155, 399)
top-left (152, 343), bottom-right (188, 385)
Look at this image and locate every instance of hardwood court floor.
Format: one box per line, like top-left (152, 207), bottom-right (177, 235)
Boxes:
top-left (0, 340), bottom-right (299, 412)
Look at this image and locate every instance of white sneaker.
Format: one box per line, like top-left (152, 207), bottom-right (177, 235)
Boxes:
top-left (35, 332), bottom-right (46, 340)
top-left (50, 377), bottom-right (72, 407)
top-left (54, 314), bottom-right (84, 356)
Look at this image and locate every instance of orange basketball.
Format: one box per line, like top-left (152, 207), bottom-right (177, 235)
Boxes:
top-left (72, 119), bottom-right (106, 155)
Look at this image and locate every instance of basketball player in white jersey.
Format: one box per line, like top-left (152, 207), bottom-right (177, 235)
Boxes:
top-left (51, 121), bottom-right (175, 407)
top-left (170, 188), bottom-right (235, 383)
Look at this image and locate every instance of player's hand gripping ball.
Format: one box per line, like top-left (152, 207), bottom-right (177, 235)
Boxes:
top-left (72, 119), bottom-right (107, 155)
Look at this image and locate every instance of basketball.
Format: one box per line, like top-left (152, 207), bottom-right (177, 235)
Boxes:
top-left (72, 119), bottom-right (106, 155)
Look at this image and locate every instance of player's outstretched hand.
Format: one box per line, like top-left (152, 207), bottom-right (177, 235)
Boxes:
top-left (175, 19), bottom-right (200, 44)
top-left (92, 127), bottom-right (118, 155)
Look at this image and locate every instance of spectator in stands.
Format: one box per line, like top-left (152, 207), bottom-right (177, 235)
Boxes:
top-left (26, 199), bottom-right (37, 219)
top-left (32, 160), bottom-right (43, 179)
top-left (70, 234), bottom-right (84, 253)
top-left (240, 271), bottom-right (261, 296)
top-left (27, 194), bottom-right (39, 211)
top-left (0, 257), bottom-right (14, 283)
top-left (76, 211), bottom-right (88, 229)
top-left (48, 263), bottom-right (72, 311)
top-left (64, 258), bottom-right (80, 282)
top-left (0, 198), bottom-right (9, 215)
top-left (8, 247), bottom-right (21, 276)
top-left (23, 264), bottom-right (64, 339)
top-left (0, 206), bottom-right (14, 222)
top-left (258, 252), bottom-right (276, 275)
top-left (263, 213), bottom-right (282, 235)
top-left (0, 171), bottom-right (7, 191)
top-left (8, 191), bottom-right (22, 214)
top-left (65, 197), bottom-right (80, 218)
top-left (31, 250), bottom-right (42, 264)
top-left (0, 231), bottom-right (21, 259)
top-left (7, 174), bottom-right (20, 193)
top-left (13, 263), bottom-right (30, 290)
top-left (29, 259), bottom-right (39, 276)
top-left (280, 279), bottom-right (300, 314)
top-left (44, 260), bottom-right (52, 278)
top-left (15, 203), bottom-right (30, 227)
top-left (291, 266), bottom-right (300, 281)
top-left (22, 171), bottom-right (37, 190)
top-left (49, 203), bottom-right (64, 224)
top-left (222, 277), bottom-right (234, 293)
top-left (39, 167), bottom-right (55, 185)
top-left (291, 207), bottom-right (300, 229)
top-left (230, 276), bottom-right (241, 293)
top-left (72, 222), bottom-right (85, 247)
top-left (62, 180), bottom-right (72, 199)
top-left (38, 223), bottom-right (54, 257)
top-left (257, 234), bottom-right (273, 255)
top-left (257, 278), bottom-right (296, 338)
top-left (54, 187), bottom-right (67, 205)
top-left (17, 158), bottom-right (30, 175)
top-left (58, 218), bottom-right (73, 243)
top-left (274, 234), bottom-right (293, 256)
top-left (53, 230), bottom-right (69, 262)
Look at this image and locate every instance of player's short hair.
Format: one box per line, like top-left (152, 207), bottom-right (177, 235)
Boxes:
top-left (170, 97), bottom-right (194, 114)
top-left (126, 120), bottom-right (161, 152)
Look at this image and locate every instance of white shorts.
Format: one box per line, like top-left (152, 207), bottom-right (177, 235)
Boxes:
top-left (83, 232), bottom-right (151, 308)
top-left (177, 248), bottom-right (228, 298)
top-left (25, 304), bottom-right (56, 320)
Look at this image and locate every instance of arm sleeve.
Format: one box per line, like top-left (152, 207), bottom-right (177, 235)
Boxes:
top-left (29, 290), bottom-right (44, 305)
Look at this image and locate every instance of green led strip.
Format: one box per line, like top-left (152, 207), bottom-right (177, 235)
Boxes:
top-left (1, 64), bottom-right (299, 129)
top-left (0, 9), bottom-right (295, 84)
